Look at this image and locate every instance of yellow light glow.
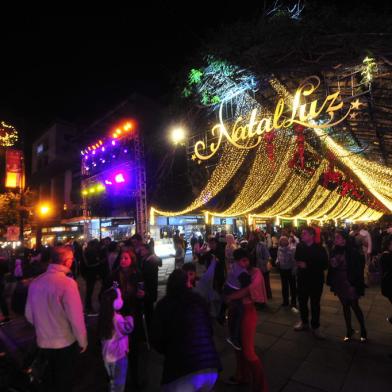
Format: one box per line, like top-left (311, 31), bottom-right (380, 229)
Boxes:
top-left (5, 172), bottom-right (18, 188)
top-left (150, 208), bottom-right (156, 225)
top-left (38, 203), bottom-right (52, 218)
top-left (193, 76), bottom-right (354, 161)
top-left (150, 72), bottom-right (386, 223)
top-left (204, 211), bottom-right (209, 225)
top-left (171, 127), bottom-right (186, 145)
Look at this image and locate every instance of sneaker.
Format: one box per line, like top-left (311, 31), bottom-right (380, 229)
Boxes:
top-left (312, 328), bottom-right (325, 340)
top-left (226, 338), bottom-right (242, 351)
top-left (294, 321), bottom-right (309, 331)
top-left (343, 328), bottom-right (355, 342)
top-left (291, 306), bottom-right (299, 314)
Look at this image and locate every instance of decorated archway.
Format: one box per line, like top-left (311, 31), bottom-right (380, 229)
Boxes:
top-left (151, 56), bottom-right (392, 223)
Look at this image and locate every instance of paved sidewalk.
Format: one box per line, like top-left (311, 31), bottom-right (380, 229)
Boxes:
top-left (1, 269), bottom-right (391, 391)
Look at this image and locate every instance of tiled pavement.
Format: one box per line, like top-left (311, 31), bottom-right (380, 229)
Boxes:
top-left (1, 264), bottom-right (392, 392)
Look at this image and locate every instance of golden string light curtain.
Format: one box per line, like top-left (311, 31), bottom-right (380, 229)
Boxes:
top-left (151, 77), bottom-right (387, 222)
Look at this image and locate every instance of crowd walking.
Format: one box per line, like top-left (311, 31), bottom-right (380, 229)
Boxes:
top-left (0, 223), bottom-right (392, 391)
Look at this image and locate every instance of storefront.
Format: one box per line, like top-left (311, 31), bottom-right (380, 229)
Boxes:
top-left (211, 217), bottom-right (246, 237)
top-left (152, 215), bottom-right (205, 241)
top-left (41, 225), bottom-right (84, 245)
top-left (95, 217), bottom-right (135, 240)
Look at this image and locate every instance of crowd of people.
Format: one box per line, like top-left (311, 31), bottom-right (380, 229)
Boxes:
top-left (0, 222), bottom-right (391, 391)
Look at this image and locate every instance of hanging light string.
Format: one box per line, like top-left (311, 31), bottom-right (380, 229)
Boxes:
top-left (151, 70), bottom-right (386, 222)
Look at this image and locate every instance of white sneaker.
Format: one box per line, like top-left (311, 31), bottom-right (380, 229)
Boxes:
top-left (291, 306), bottom-right (299, 314)
top-left (294, 321), bottom-right (309, 331)
top-left (312, 328), bottom-right (325, 340)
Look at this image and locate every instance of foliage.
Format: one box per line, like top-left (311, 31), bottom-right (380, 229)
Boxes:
top-left (0, 189), bottom-right (36, 228)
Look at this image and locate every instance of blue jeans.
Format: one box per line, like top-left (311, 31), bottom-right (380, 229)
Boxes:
top-left (104, 356), bottom-right (128, 392)
top-left (162, 368), bottom-right (218, 392)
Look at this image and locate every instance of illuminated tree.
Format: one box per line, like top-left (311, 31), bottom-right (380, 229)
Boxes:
top-left (0, 121), bottom-right (18, 147)
top-left (0, 190), bottom-right (35, 230)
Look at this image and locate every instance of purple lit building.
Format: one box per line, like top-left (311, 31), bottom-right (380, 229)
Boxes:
top-left (80, 118), bottom-right (147, 240)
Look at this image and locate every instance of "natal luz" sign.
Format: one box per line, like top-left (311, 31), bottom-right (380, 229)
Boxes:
top-left (193, 76), bottom-right (362, 161)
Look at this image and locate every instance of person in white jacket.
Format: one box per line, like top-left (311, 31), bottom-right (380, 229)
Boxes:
top-left (25, 245), bottom-right (87, 392)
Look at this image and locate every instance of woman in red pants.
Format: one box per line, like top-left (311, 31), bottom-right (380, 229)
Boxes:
top-left (227, 252), bottom-right (269, 392)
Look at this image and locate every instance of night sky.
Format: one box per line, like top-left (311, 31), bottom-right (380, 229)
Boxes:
top-left (0, 8), bottom-right (250, 144)
top-left (0, 2), bottom-right (389, 146)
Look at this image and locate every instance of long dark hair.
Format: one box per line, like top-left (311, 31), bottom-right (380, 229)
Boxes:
top-left (98, 288), bottom-right (117, 340)
top-left (382, 234), bottom-right (392, 252)
top-left (332, 230), bottom-right (362, 265)
top-left (166, 269), bottom-right (188, 297)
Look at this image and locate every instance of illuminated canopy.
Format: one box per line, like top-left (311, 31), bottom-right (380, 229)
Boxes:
top-left (152, 58), bottom-right (391, 223)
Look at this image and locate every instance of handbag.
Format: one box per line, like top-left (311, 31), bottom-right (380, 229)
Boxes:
top-left (28, 349), bottom-right (48, 384)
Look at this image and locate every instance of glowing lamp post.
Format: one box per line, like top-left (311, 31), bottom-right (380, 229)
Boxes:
top-left (36, 203), bottom-right (53, 248)
top-left (39, 204), bottom-right (51, 217)
top-left (170, 127), bottom-right (186, 145)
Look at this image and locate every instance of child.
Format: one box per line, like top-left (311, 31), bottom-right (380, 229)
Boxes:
top-left (224, 248), bottom-right (251, 350)
top-left (98, 285), bottom-right (134, 392)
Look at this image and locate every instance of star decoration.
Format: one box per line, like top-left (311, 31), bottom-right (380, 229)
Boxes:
top-left (197, 160), bottom-right (202, 165)
top-left (349, 112), bottom-right (359, 120)
top-left (350, 99), bottom-right (363, 110)
top-left (191, 154), bottom-right (196, 161)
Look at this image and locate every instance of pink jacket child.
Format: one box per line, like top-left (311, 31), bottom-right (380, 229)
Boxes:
top-left (99, 287), bottom-right (134, 392)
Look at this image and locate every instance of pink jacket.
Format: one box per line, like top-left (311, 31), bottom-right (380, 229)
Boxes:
top-left (102, 313), bottom-right (134, 363)
top-left (25, 264), bottom-right (87, 349)
top-left (244, 268), bottom-right (267, 304)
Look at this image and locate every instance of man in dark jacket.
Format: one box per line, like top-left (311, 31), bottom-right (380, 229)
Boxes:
top-left (294, 226), bottom-right (328, 338)
top-left (138, 244), bottom-right (161, 329)
top-left (151, 270), bottom-right (221, 391)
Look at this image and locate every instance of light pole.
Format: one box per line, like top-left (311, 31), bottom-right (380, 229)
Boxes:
top-left (36, 202), bottom-right (52, 248)
top-left (170, 127), bottom-right (187, 146)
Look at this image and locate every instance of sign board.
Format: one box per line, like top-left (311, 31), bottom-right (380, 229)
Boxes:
top-left (193, 76), bottom-right (362, 161)
top-left (6, 225), bottom-right (20, 241)
top-left (5, 149), bottom-right (24, 188)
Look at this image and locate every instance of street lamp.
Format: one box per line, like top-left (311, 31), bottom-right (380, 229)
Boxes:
top-left (170, 127), bottom-right (186, 145)
top-left (39, 204), bottom-right (51, 216)
top-left (36, 202), bottom-right (53, 247)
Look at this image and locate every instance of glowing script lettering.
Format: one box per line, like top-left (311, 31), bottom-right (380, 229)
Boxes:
top-left (194, 76), bottom-right (359, 161)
